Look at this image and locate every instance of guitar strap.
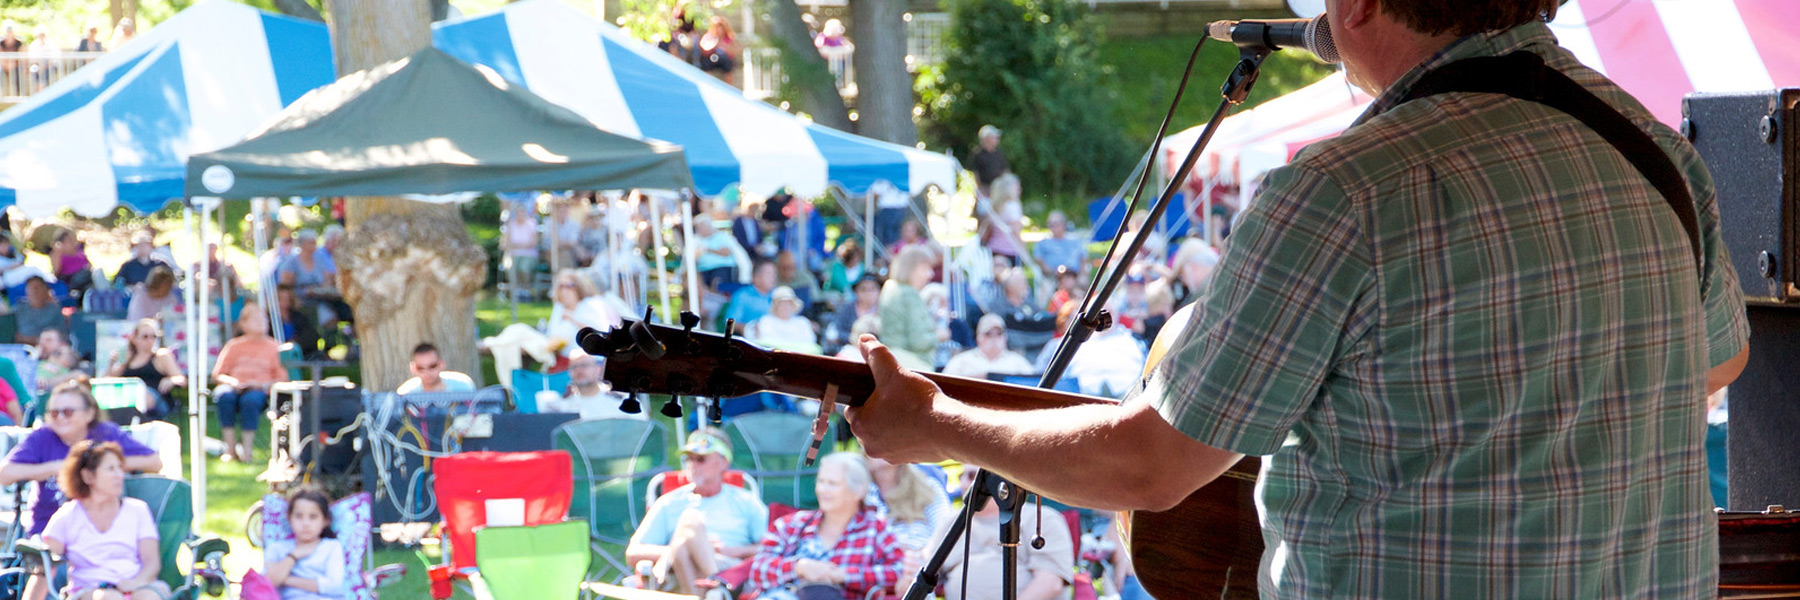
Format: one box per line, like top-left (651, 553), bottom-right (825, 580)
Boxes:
top-left (1395, 51), bottom-right (1704, 269)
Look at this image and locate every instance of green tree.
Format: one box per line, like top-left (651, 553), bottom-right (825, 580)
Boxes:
top-left (918, 0), bottom-right (1133, 201)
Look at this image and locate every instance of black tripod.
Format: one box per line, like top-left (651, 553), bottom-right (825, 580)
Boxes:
top-left (902, 42), bottom-right (1274, 600)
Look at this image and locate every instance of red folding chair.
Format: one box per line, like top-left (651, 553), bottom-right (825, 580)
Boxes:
top-left (432, 450), bottom-right (574, 570)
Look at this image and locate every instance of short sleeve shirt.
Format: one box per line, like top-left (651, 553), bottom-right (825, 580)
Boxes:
top-left (631, 483), bottom-right (768, 550)
top-left (8, 423), bottom-right (157, 534)
top-left (1135, 22), bottom-right (1749, 599)
top-left (42, 497), bottom-right (158, 591)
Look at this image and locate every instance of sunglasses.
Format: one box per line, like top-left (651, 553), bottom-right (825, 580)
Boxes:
top-left (45, 407), bottom-right (84, 420)
top-left (415, 361), bottom-right (443, 371)
top-left (980, 329), bottom-right (1005, 338)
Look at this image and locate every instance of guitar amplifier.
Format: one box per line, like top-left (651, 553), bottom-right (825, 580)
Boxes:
top-left (1683, 89), bottom-right (1800, 302)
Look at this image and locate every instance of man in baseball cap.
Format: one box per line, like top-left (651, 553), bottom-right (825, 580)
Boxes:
top-left (970, 124), bottom-right (1010, 198)
top-left (626, 430), bottom-right (767, 595)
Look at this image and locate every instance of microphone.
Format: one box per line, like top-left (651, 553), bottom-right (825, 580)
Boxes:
top-left (1206, 16), bottom-right (1339, 63)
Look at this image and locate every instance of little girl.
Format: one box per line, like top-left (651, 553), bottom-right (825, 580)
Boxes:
top-left (265, 486), bottom-right (348, 600)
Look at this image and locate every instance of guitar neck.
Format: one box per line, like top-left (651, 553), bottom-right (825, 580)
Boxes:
top-left (745, 348), bottom-right (1118, 410)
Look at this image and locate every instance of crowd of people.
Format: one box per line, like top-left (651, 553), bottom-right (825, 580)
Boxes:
top-left (0, 18), bottom-right (136, 96)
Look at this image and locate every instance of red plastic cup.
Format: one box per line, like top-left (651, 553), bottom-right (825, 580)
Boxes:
top-left (428, 564), bottom-right (454, 600)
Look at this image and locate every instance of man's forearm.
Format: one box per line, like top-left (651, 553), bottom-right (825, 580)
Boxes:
top-left (936, 398), bottom-right (1240, 511)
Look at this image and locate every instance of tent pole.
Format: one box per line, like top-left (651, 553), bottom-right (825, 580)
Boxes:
top-left (680, 199), bottom-right (698, 319)
top-left (217, 206), bottom-right (233, 341)
top-left (866, 188), bottom-right (875, 269)
top-left (255, 200), bottom-right (285, 345)
top-left (648, 193), bottom-right (672, 321)
top-left (549, 194), bottom-right (562, 277)
top-left (195, 200), bottom-right (211, 528)
top-left (182, 207), bottom-right (202, 529)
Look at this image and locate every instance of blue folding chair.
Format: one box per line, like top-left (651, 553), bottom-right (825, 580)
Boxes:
top-left (509, 370), bottom-right (571, 414)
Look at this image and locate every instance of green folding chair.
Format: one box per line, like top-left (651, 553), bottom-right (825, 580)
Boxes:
top-left (550, 418), bottom-right (670, 581)
top-left (14, 476), bottom-right (230, 599)
top-left (721, 411), bottom-right (838, 510)
top-left (473, 520), bottom-right (590, 600)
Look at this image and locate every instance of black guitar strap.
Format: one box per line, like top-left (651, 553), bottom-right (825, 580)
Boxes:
top-left (1396, 51), bottom-right (1704, 269)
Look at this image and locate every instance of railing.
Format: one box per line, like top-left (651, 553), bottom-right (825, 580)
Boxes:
top-left (742, 44), bottom-right (857, 101)
top-left (0, 52), bottom-right (106, 101)
top-left (906, 13), bottom-right (949, 69)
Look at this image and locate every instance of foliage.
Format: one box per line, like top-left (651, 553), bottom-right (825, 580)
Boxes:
top-left (614, 0), bottom-right (732, 44)
top-left (1095, 34), bottom-right (1337, 151)
top-left (916, 0), bottom-right (1133, 202)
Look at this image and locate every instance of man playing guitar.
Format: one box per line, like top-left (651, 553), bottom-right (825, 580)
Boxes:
top-left (845, 0), bottom-right (1752, 597)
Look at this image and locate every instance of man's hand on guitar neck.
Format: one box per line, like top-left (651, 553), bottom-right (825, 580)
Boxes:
top-left (846, 335), bottom-right (1243, 511)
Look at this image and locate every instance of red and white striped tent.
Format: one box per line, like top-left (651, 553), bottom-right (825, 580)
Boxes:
top-left (1164, 0), bottom-right (1800, 208)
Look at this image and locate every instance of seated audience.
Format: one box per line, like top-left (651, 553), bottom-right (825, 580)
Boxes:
top-left (396, 343), bottom-right (474, 395)
top-left (839, 317), bottom-right (934, 372)
top-left (276, 284), bottom-right (322, 360)
top-left (0, 383), bottom-right (163, 540)
top-left (821, 239), bottom-right (864, 296)
top-left (264, 485), bottom-right (349, 600)
top-left (259, 233), bottom-right (296, 289)
top-left (104, 319), bottom-right (186, 421)
top-left (190, 243), bottom-right (240, 302)
top-left (546, 270), bottom-right (620, 354)
top-left (47, 229), bottom-right (93, 301)
top-left (879, 246), bottom-right (942, 366)
top-left (112, 231), bottom-right (172, 290)
top-left (724, 261), bottom-right (778, 331)
top-left (36, 332), bottom-right (85, 393)
top-left (537, 354), bottom-right (638, 420)
top-left (865, 456), bottom-right (952, 592)
top-left (1045, 267), bottom-right (1084, 316)
top-left (279, 230), bottom-right (351, 339)
top-left (1142, 279), bottom-right (1175, 343)
top-left (39, 440), bottom-right (168, 600)
top-left (1166, 238), bottom-right (1219, 309)
top-left (942, 315), bottom-right (1034, 380)
top-left (692, 218), bottom-right (745, 292)
top-left (15, 276), bottom-right (67, 343)
top-left (924, 468), bottom-right (1073, 600)
top-left (750, 452), bottom-right (903, 600)
top-left (887, 220), bottom-right (926, 257)
top-left (0, 231), bottom-right (49, 289)
top-left (774, 251), bottom-right (817, 311)
top-left (993, 268), bottom-right (1054, 356)
top-left (124, 266), bottom-right (179, 324)
top-left (628, 430), bottom-right (768, 595)
top-left (747, 287), bottom-right (818, 353)
top-left (1062, 306), bottom-right (1146, 398)
top-left (825, 275), bottom-right (880, 354)
top-left (1031, 210), bottom-right (1085, 276)
top-left (212, 303), bottom-right (285, 463)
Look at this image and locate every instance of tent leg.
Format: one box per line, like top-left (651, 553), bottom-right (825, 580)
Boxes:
top-left (681, 199), bottom-right (699, 319)
top-left (648, 193), bottom-right (671, 321)
top-left (195, 201), bottom-right (211, 528)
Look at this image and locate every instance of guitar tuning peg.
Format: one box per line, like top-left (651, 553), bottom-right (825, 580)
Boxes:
top-left (680, 311), bottom-right (701, 331)
top-left (706, 397), bottom-right (723, 425)
top-left (620, 393), bottom-right (642, 414)
top-left (660, 397), bottom-right (684, 419)
top-left (643, 306), bottom-right (655, 323)
top-left (723, 319), bottom-right (736, 338)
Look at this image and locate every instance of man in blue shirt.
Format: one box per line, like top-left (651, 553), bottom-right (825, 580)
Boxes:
top-left (627, 430), bottom-right (768, 595)
top-left (724, 261), bottom-right (777, 333)
top-left (1031, 211), bottom-right (1086, 276)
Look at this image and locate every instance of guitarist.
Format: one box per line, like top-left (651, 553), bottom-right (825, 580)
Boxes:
top-left (846, 0), bottom-right (1752, 597)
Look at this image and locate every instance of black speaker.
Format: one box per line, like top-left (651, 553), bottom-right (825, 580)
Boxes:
top-left (1683, 89), bottom-right (1800, 302)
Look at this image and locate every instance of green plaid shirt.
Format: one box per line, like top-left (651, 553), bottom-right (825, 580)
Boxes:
top-left (1140, 22), bottom-right (1749, 599)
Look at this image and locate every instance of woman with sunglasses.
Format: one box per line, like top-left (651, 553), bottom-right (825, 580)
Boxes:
top-left (40, 440), bottom-right (168, 600)
top-left (104, 319), bottom-right (186, 421)
top-left (0, 381), bottom-right (162, 536)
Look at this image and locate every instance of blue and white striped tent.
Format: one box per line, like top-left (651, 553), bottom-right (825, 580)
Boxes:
top-left (0, 0), bottom-right (333, 218)
top-left (432, 0), bottom-right (959, 198)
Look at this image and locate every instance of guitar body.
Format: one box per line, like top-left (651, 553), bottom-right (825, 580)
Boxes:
top-left (1126, 456), bottom-right (1264, 599)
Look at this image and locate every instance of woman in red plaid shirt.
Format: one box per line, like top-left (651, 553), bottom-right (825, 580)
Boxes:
top-left (750, 453), bottom-right (905, 600)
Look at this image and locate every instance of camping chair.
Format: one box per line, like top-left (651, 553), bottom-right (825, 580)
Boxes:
top-left (0, 354), bottom-right (31, 426)
top-left (432, 451), bottom-right (574, 572)
top-left (508, 369), bottom-right (571, 414)
top-left (260, 491), bottom-right (404, 600)
top-left (550, 418), bottom-right (671, 581)
top-left (719, 411), bottom-right (838, 510)
top-left (472, 520), bottom-right (590, 600)
top-left (13, 476), bottom-right (230, 600)
top-left (0, 427), bottom-right (34, 597)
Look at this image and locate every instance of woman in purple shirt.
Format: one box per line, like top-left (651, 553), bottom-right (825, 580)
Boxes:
top-left (42, 440), bottom-right (168, 600)
top-left (0, 382), bottom-right (162, 536)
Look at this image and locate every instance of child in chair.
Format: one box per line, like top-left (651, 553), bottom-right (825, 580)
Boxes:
top-left (264, 486), bottom-right (347, 600)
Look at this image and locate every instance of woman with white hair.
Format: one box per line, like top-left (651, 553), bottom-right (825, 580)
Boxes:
top-left (750, 453), bottom-right (902, 600)
top-left (1166, 238), bottom-right (1221, 308)
top-left (878, 246), bottom-right (942, 366)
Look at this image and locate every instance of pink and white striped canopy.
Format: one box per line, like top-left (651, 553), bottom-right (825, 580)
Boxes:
top-left (1165, 0), bottom-right (1800, 192)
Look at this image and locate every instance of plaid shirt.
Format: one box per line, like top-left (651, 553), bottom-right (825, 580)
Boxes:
top-left (750, 507), bottom-right (904, 599)
top-left (1139, 21), bottom-right (1749, 599)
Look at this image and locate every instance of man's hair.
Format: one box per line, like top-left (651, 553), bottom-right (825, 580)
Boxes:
top-left (59, 440), bottom-right (124, 501)
top-left (412, 342), bottom-right (439, 357)
top-left (1381, 0), bottom-right (1559, 36)
top-left (145, 265), bottom-right (175, 290)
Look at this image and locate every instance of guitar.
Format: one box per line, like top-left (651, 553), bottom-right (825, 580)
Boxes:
top-left (577, 307), bottom-right (1262, 600)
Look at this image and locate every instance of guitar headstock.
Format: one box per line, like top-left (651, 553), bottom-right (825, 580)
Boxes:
top-left (576, 311), bottom-right (777, 400)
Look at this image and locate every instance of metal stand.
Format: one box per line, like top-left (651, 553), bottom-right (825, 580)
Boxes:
top-left (903, 45), bottom-right (1271, 600)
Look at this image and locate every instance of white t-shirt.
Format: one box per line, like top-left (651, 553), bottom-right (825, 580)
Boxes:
top-left (747, 314), bottom-right (816, 348)
top-left (941, 348), bottom-right (1034, 379)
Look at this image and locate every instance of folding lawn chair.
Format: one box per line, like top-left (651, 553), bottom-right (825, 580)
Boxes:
top-left (14, 475), bottom-right (230, 599)
top-left (551, 418), bottom-right (671, 581)
top-left (718, 411), bottom-right (837, 510)
top-left (260, 491), bottom-right (404, 600)
top-left (473, 520), bottom-right (591, 600)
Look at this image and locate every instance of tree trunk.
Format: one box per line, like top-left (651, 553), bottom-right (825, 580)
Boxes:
top-left (273, 0), bottom-right (325, 22)
top-left (848, 0), bottom-right (916, 146)
top-left (108, 0), bottom-right (137, 28)
top-left (326, 0), bottom-right (489, 390)
top-left (759, 0), bottom-right (852, 132)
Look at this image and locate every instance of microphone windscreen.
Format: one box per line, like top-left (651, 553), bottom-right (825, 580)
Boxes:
top-left (1305, 15), bottom-right (1339, 64)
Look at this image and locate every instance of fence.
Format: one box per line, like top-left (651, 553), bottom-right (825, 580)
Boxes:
top-left (743, 44), bottom-right (857, 101)
top-left (0, 52), bottom-right (105, 101)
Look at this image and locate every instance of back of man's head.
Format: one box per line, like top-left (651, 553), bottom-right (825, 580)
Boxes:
top-left (1377, 0), bottom-right (1558, 36)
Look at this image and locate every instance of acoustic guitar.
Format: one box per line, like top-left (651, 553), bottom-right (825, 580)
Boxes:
top-left (577, 307), bottom-right (1260, 600)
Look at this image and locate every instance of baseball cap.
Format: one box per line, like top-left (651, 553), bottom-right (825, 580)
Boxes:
top-left (979, 125), bottom-right (1002, 139)
top-left (771, 286), bottom-right (799, 305)
top-left (976, 313), bottom-right (1006, 336)
top-left (681, 430), bottom-right (733, 463)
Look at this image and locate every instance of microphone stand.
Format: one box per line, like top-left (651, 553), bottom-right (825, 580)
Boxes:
top-left (902, 44), bottom-right (1273, 600)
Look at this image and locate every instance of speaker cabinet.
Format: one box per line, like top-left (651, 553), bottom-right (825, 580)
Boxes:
top-left (1683, 89), bottom-right (1799, 302)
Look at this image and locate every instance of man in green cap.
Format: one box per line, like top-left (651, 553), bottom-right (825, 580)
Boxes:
top-left (626, 429), bottom-right (768, 595)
